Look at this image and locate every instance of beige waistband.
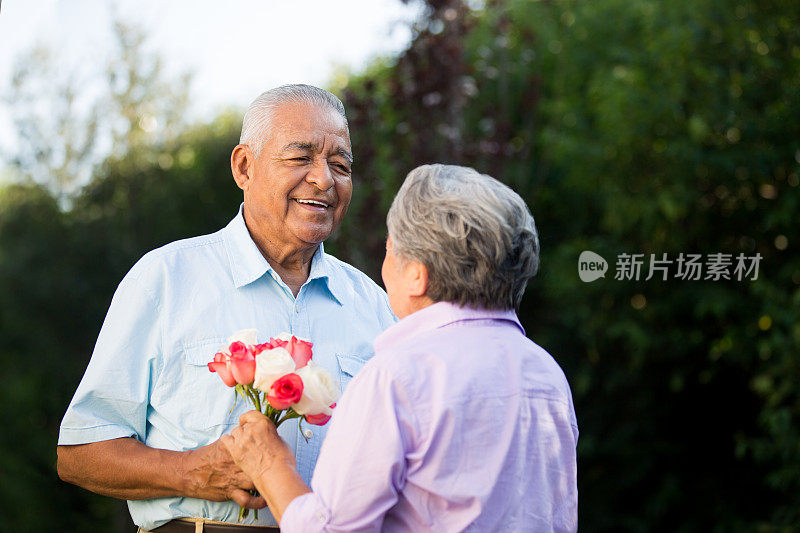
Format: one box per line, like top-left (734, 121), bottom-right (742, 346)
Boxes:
top-left (179, 517), bottom-right (276, 531)
top-left (138, 517), bottom-right (277, 533)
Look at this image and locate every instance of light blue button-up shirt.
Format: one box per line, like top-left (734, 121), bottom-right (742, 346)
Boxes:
top-left (58, 206), bottom-right (397, 530)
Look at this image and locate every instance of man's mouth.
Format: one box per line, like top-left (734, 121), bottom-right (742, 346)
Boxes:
top-left (294, 198), bottom-right (332, 209)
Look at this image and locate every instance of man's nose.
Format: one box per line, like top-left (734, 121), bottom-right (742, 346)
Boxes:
top-left (306, 160), bottom-right (335, 190)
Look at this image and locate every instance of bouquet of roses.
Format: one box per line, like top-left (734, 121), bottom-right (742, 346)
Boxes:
top-left (208, 329), bottom-right (339, 521)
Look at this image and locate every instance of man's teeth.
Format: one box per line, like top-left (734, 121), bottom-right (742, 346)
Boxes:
top-left (296, 199), bottom-right (328, 207)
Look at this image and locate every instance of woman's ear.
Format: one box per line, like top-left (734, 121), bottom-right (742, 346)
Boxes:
top-left (231, 144), bottom-right (254, 191)
top-left (406, 260), bottom-right (429, 298)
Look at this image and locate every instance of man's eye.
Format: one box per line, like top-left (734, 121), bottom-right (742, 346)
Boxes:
top-left (333, 163), bottom-right (351, 173)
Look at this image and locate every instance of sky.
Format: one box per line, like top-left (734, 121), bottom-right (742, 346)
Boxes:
top-left (0, 0), bottom-right (422, 156)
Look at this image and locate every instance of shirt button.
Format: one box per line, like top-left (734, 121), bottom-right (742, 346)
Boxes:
top-left (295, 304), bottom-right (300, 313)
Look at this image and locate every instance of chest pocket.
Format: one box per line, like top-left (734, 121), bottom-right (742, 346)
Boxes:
top-left (157, 339), bottom-right (239, 430)
top-left (336, 353), bottom-right (369, 393)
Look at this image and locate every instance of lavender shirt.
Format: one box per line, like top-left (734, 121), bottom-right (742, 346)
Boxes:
top-left (281, 302), bottom-right (579, 532)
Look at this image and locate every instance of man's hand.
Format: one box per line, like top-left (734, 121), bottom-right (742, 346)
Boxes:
top-left (182, 438), bottom-right (267, 509)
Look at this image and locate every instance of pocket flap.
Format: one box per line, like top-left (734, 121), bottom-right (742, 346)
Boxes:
top-left (183, 339), bottom-right (227, 366)
top-left (336, 353), bottom-right (368, 377)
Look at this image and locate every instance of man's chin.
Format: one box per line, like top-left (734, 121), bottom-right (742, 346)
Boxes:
top-left (292, 227), bottom-right (334, 247)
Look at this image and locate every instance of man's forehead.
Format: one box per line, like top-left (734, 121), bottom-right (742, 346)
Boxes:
top-left (274, 102), bottom-right (347, 130)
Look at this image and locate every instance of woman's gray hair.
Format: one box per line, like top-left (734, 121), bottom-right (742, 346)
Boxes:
top-left (387, 164), bottom-right (539, 310)
top-left (239, 84), bottom-right (349, 157)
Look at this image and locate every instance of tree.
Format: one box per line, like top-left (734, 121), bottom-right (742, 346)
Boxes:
top-left (2, 18), bottom-right (191, 204)
top-left (3, 45), bottom-right (100, 201)
top-left (337, 0), bottom-right (800, 529)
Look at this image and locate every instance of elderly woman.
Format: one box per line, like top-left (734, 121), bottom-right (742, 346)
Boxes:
top-left (222, 164), bottom-right (579, 532)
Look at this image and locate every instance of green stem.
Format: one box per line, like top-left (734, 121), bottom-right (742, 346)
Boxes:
top-left (298, 416), bottom-right (309, 443)
top-left (275, 408), bottom-right (301, 428)
top-left (243, 386), bottom-right (260, 412)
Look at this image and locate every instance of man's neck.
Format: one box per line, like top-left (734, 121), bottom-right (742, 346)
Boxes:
top-left (268, 253), bottom-right (315, 297)
top-left (242, 220), bottom-right (318, 298)
top-left (255, 239), bottom-right (317, 297)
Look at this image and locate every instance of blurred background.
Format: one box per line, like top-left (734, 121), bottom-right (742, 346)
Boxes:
top-left (1, 0), bottom-right (798, 531)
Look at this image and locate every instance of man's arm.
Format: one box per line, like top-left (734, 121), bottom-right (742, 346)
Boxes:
top-left (57, 437), bottom-right (266, 509)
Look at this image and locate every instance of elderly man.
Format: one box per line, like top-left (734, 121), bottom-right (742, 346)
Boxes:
top-left (57, 85), bottom-right (396, 532)
top-left (223, 164), bottom-right (579, 532)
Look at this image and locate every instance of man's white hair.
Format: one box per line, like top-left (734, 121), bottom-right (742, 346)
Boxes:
top-left (239, 84), bottom-right (349, 157)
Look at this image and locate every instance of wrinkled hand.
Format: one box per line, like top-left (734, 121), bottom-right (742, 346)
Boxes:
top-left (221, 411), bottom-right (295, 485)
top-left (182, 437), bottom-right (266, 509)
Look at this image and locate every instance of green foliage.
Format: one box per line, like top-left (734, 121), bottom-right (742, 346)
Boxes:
top-left (339, 0), bottom-right (800, 529)
top-left (0, 113), bottom-right (242, 530)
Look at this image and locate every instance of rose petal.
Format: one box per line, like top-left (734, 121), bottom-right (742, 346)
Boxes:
top-left (304, 403), bottom-right (336, 426)
top-left (252, 342), bottom-right (274, 355)
top-left (287, 336), bottom-right (313, 368)
top-left (229, 341), bottom-right (249, 358)
top-left (229, 344), bottom-right (256, 384)
top-left (230, 356), bottom-right (256, 384)
top-left (267, 373), bottom-right (304, 410)
top-left (227, 329), bottom-right (258, 346)
top-left (292, 363), bottom-right (340, 415)
top-left (269, 337), bottom-right (289, 349)
top-left (254, 347), bottom-right (295, 392)
top-left (208, 361), bottom-right (237, 387)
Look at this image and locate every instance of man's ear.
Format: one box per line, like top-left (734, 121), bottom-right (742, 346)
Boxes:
top-left (231, 144), bottom-right (254, 191)
top-left (407, 261), bottom-right (429, 298)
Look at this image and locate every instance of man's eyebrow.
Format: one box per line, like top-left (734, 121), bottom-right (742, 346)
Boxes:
top-left (279, 142), bottom-right (316, 154)
top-left (278, 142), bottom-right (353, 164)
top-left (335, 148), bottom-right (354, 164)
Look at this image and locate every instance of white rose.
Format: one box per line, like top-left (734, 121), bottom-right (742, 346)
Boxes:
top-left (274, 332), bottom-right (292, 342)
top-left (226, 329), bottom-right (258, 347)
top-left (253, 347), bottom-right (295, 392)
top-left (293, 362), bottom-right (340, 416)
top-left (273, 331), bottom-right (311, 343)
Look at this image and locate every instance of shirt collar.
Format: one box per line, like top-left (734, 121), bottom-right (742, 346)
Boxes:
top-left (223, 205), bottom-right (344, 305)
top-left (223, 205), bottom-right (271, 288)
top-left (307, 244), bottom-right (344, 306)
top-left (374, 301), bottom-right (525, 352)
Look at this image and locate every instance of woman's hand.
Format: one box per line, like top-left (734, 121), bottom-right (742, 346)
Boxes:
top-left (220, 410), bottom-right (295, 483)
top-left (221, 410), bottom-right (310, 523)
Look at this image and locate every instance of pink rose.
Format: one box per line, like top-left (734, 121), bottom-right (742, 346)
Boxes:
top-left (208, 352), bottom-right (236, 387)
top-left (228, 341), bottom-right (256, 385)
top-left (252, 341), bottom-right (275, 355)
top-left (270, 333), bottom-right (313, 369)
top-left (267, 373), bottom-right (304, 410)
top-left (304, 403), bottom-right (336, 426)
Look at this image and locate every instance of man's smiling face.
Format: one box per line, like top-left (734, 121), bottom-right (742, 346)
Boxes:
top-left (244, 101), bottom-right (353, 250)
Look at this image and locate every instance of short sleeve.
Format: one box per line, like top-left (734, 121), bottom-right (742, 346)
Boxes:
top-left (58, 268), bottom-right (162, 445)
top-left (375, 289), bottom-right (398, 331)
